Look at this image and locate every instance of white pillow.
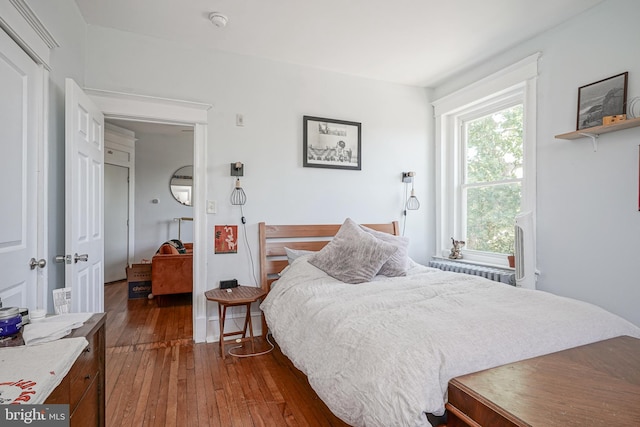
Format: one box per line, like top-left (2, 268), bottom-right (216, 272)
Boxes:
top-left (308, 218), bottom-right (397, 284)
top-left (284, 247), bottom-right (315, 265)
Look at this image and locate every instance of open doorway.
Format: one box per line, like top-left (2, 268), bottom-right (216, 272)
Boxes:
top-left (86, 88), bottom-right (210, 342)
top-left (104, 119), bottom-right (194, 282)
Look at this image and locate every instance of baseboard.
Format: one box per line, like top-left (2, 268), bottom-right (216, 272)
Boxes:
top-left (205, 311), bottom-right (263, 342)
top-left (193, 314), bottom-right (207, 343)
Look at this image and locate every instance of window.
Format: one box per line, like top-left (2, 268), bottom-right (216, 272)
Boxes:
top-left (433, 54), bottom-right (538, 267)
top-left (463, 102), bottom-right (523, 255)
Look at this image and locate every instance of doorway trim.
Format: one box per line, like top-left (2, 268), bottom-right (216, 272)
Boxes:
top-left (87, 88), bottom-right (211, 342)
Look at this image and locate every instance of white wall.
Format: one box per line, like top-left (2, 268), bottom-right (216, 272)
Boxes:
top-left (434, 0), bottom-right (640, 325)
top-left (26, 0), bottom-right (638, 328)
top-left (134, 132), bottom-right (194, 260)
top-left (84, 25), bottom-right (433, 302)
top-left (26, 0), bottom-right (638, 327)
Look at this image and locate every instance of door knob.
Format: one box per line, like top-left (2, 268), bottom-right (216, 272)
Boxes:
top-left (74, 253), bottom-right (89, 263)
top-left (29, 258), bottom-right (47, 270)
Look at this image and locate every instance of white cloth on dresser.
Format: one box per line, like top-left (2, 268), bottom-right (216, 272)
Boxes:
top-left (22, 312), bottom-right (93, 345)
top-left (261, 257), bottom-right (640, 427)
top-left (0, 337), bottom-right (88, 404)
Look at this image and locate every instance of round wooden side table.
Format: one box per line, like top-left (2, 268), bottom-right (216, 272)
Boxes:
top-left (204, 285), bottom-right (267, 359)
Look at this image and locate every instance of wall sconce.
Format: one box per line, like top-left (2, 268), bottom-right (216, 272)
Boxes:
top-left (230, 162), bottom-right (246, 206)
top-left (402, 171), bottom-right (420, 211)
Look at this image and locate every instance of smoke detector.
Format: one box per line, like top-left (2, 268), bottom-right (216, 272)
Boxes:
top-left (209, 12), bottom-right (228, 28)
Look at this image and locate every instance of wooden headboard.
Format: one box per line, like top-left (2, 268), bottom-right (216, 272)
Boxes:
top-left (258, 221), bottom-right (400, 294)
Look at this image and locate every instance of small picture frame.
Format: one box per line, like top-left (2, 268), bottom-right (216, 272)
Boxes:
top-left (214, 225), bottom-right (238, 254)
top-left (303, 116), bottom-right (361, 170)
top-left (577, 72), bottom-right (628, 130)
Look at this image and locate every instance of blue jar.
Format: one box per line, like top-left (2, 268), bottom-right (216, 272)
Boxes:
top-left (0, 307), bottom-right (22, 337)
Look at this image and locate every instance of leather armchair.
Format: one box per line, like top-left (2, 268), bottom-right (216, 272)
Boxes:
top-left (151, 243), bottom-right (193, 296)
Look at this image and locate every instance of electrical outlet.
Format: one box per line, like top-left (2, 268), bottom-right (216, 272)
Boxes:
top-left (207, 200), bottom-right (217, 214)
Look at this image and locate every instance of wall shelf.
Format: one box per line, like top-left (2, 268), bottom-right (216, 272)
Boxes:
top-left (555, 117), bottom-right (640, 151)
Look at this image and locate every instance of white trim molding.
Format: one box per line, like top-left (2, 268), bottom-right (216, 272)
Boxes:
top-left (433, 52), bottom-right (540, 117)
top-left (9, 0), bottom-right (59, 48)
top-left (36, 65), bottom-right (49, 310)
top-left (0, 0), bottom-right (59, 69)
top-left (433, 53), bottom-right (539, 266)
top-left (206, 310), bottom-right (264, 343)
top-left (85, 88), bottom-right (210, 124)
top-left (87, 88), bottom-right (212, 343)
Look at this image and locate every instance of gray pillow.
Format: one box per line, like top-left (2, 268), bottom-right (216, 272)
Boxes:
top-left (360, 225), bottom-right (410, 277)
top-left (284, 247), bottom-right (315, 265)
top-left (308, 218), bottom-right (398, 284)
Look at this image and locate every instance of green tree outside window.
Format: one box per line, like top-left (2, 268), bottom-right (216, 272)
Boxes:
top-left (464, 104), bottom-right (523, 254)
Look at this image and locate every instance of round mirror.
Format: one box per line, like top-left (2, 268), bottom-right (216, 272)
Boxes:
top-left (170, 165), bottom-right (193, 206)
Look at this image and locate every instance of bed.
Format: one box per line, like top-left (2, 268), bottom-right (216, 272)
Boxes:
top-left (258, 219), bottom-right (640, 427)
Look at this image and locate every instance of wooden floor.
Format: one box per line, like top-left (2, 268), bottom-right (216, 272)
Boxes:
top-left (105, 281), bottom-right (350, 427)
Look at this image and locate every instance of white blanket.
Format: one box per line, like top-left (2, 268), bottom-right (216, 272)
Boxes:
top-left (0, 337), bottom-right (88, 404)
top-left (261, 258), bottom-right (640, 427)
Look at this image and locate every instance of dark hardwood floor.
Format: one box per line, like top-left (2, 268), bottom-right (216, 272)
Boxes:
top-left (105, 280), bottom-right (349, 426)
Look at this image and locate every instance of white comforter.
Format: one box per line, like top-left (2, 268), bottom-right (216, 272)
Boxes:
top-left (261, 257), bottom-right (640, 427)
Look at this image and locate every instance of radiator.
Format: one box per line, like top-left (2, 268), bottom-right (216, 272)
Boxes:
top-left (428, 259), bottom-right (515, 286)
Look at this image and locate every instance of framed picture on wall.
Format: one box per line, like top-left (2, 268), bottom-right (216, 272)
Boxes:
top-left (303, 116), bottom-right (361, 170)
top-left (214, 225), bottom-right (238, 254)
top-left (576, 72), bottom-right (628, 130)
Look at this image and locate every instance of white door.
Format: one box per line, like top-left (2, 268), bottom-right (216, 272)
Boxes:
top-left (65, 78), bottom-right (105, 313)
top-left (0, 28), bottom-right (39, 309)
top-left (104, 164), bottom-right (129, 283)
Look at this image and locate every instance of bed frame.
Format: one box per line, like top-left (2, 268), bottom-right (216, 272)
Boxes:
top-left (258, 221), bottom-right (400, 295)
top-left (257, 220), bottom-right (399, 340)
top-left (256, 221), bottom-right (449, 427)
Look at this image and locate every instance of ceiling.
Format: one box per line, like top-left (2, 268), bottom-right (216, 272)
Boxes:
top-left (73, 0), bottom-right (603, 87)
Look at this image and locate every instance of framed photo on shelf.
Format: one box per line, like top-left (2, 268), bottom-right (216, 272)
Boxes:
top-left (303, 116), bottom-right (361, 170)
top-left (577, 72), bottom-right (628, 130)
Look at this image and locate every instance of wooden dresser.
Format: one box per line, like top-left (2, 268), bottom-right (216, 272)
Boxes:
top-left (446, 335), bottom-right (640, 427)
top-left (45, 313), bottom-right (106, 427)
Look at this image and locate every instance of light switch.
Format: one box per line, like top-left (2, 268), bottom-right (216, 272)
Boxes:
top-left (207, 200), bottom-right (217, 214)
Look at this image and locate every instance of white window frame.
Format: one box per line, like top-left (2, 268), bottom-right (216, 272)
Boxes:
top-left (433, 53), bottom-right (538, 267)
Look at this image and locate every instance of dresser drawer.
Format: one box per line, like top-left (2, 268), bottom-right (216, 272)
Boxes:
top-left (68, 328), bottom-right (99, 412)
top-left (447, 382), bottom-right (520, 427)
top-left (70, 374), bottom-right (99, 427)
top-left (43, 313), bottom-right (105, 427)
